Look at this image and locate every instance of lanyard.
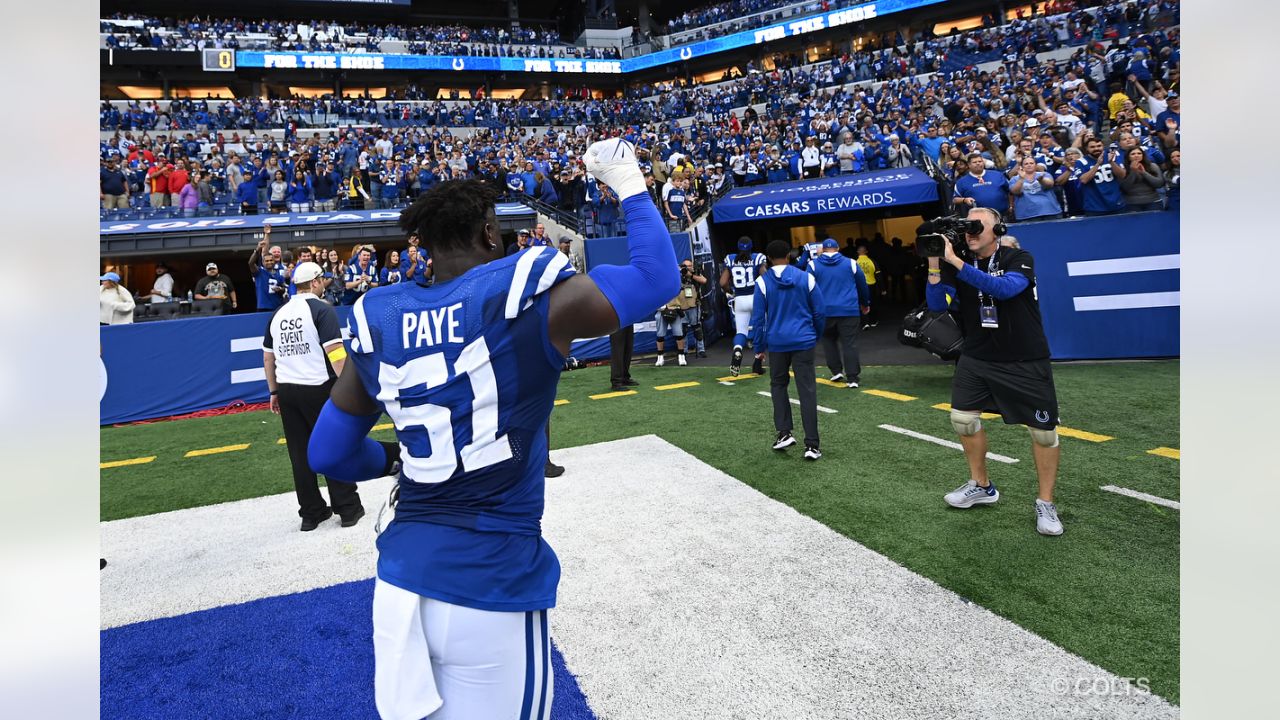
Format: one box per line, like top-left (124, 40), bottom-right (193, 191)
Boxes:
top-left (974, 248), bottom-right (1000, 306)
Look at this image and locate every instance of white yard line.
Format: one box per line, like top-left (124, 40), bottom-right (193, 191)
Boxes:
top-left (755, 390), bottom-right (838, 413)
top-left (878, 423), bottom-right (1020, 464)
top-left (1100, 485), bottom-right (1181, 510)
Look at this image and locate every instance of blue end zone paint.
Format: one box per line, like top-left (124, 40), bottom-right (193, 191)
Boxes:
top-left (102, 578), bottom-right (597, 720)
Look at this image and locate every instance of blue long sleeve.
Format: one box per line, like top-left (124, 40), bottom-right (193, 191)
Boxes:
top-left (956, 264), bottom-right (1030, 300)
top-left (809, 280), bottom-right (827, 335)
top-left (749, 283), bottom-right (767, 353)
top-left (588, 194), bottom-right (681, 327)
top-left (309, 400), bottom-right (396, 483)
top-left (926, 281), bottom-right (955, 312)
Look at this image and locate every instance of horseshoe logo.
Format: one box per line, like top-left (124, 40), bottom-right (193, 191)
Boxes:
top-left (1035, 410), bottom-right (1050, 424)
top-left (680, 47), bottom-right (693, 60)
top-left (452, 58), bottom-right (465, 71)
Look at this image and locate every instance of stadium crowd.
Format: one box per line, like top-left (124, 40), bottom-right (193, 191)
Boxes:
top-left (100, 0), bottom-right (1179, 232)
top-left (100, 14), bottom-right (622, 59)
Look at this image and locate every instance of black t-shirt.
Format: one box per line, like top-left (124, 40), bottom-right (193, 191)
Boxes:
top-left (944, 246), bottom-right (1051, 362)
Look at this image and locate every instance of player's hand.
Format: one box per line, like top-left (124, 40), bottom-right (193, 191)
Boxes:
top-left (862, 305), bottom-right (870, 315)
top-left (583, 138), bottom-right (646, 200)
top-left (269, 395), bottom-right (280, 414)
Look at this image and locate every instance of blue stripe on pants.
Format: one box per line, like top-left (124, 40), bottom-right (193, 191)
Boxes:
top-left (520, 610), bottom-right (535, 720)
top-left (537, 610), bottom-right (550, 720)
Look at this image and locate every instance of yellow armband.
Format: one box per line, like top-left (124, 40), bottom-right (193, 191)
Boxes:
top-left (327, 346), bottom-right (348, 364)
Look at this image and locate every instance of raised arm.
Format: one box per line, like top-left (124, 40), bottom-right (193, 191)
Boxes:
top-left (546, 139), bottom-right (681, 354)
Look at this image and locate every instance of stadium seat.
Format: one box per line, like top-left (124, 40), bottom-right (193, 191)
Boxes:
top-left (149, 302), bottom-right (182, 321)
top-left (189, 299), bottom-right (224, 317)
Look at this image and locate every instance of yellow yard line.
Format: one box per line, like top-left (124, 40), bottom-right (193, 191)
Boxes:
top-left (815, 378), bottom-right (847, 388)
top-left (655, 381), bottom-right (700, 391)
top-left (589, 390), bottom-right (638, 400)
top-left (716, 373), bottom-right (761, 382)
top-left (863, 389), bottom-right (917, 402)
top-left (1057, 426), bottom-right (1114, 443)
top-left (1147, 447), bottom-right (1180, 460)
top-left (184, 444), bottom-right (251, 458)
top-left (100, 456), bottom-right (156, 470)
top-left (554, 399), bottom-right (571, 406)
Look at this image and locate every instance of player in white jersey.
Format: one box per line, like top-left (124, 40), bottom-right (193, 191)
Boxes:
top-left (720, 236), bottom-right (767, 375)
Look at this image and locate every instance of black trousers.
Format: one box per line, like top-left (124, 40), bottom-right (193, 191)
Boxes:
top-left (609, 325), bottom-right (634, 385)
top-left (277, 381), bottom-right (362, 521)
top-left (821, 316), bottom-right (862, 381)
top-left (769, 348), bottom-right (819, 446)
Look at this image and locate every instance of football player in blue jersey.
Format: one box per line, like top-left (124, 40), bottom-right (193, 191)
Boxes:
top-left (720, 237), bottom-right (767, 376)
top-left (307, 138), bottom-right (679, 720)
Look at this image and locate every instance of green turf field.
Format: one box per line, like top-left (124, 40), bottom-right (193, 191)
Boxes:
top-left (101, 359), bottom-right (1180, 702)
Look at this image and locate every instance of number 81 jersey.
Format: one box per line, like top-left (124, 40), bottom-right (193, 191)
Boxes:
top-left (346, 245), bottom-right (575, 612)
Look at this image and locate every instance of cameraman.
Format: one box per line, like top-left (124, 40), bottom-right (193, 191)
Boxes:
top-left (680, 259), bottom-right (708, 357)
top-left (925, 207), bottom-right (1064, 536)
top-left (654, 260), bottom-right (704, 366)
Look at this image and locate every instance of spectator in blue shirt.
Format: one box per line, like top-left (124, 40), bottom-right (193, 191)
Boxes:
top-left (1077, 137), bottom-right (1127, 215)
top-left (954, 153), bottom-right (1011, 215)
top-left (380, 250), bottom-right (404, 286)
top-left (312, 162), bottom-right (341, 212)
top-left (1010, 156), bottom-right (1063, 222)
top-left (287, 169), bottom-right (312, 213)
top-left (593, 182), bottom-right (621, 238)
top-left (248, 235), bottom-right (286, 312)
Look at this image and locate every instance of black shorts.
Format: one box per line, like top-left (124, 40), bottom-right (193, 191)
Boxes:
top-left (951, 355), bottom-right (1059, 430)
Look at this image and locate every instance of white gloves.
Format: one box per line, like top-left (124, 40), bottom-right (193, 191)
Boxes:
top-left (583, 138), bottom-right (648, 201)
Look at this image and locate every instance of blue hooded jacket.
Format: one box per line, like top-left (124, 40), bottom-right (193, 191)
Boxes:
top-left (749, 263), bottom-right (826, 353)
top-left (809, 251), bottom-right (869, 317)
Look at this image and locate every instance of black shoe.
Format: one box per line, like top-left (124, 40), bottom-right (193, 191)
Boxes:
top-left (772, 431), bottom-right (796, 451)
top-left (340, 507), bottom-right (366, 528)
top-left (301, 508), bottom-right (334, 531)
top-left (751, 356), bottom-right (764, 376)
top-left (621, 378), bottom-right (639, 387)
top-left (697, 350), bottom-right (707, 358)
top-left (610, 384), bottom-right (628, 392)
top-left (545, 460), bottom-right (565, 478)
top-left (804, 444), bottom-right (822, 461)
top-left (730, 348), bottom-right (743, 376)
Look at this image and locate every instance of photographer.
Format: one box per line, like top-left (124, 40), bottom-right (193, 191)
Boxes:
top-left (680, 259), bottom-right (708, 358)
top-left (924, 208), bottom-right (1064, 536)
top-left (654, 261), bottom-right (704, 366)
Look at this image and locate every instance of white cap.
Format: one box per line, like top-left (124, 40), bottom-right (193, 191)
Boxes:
top-left (293, 261), bottom-right (323, 285)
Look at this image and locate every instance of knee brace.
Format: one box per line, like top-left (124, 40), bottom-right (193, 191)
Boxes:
top-left (950, 409), bottom-right (982, 437)
top-left (1028, 426), bottom-right (1059, 448)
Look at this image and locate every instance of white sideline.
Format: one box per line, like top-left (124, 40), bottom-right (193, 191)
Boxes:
top-left (879, 423), bottom-right (1020, 464)
top-left (755, 389), bottom-right (838, 413)
top-left (1100, 485), bottom-right (1181, 510)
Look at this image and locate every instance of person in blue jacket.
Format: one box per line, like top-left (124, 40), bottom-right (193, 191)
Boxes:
top-left (808, 238), bottom-right (870, 388)
top-left (750, 240), bottom-right (827, 460)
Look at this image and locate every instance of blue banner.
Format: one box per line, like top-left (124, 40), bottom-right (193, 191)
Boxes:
top-left (234, 0), bottom-right (944, 76)
top-left (712, 168), bottom-right (939, 223)
top-left (101, 296), bottom-right (654, 425)
top-left (1015, 211), bottom-right (1179, 360)
top-left (100, 203), bottom-right (534, 236)
top-left (236, 51), bottom-right (623, 74)
top-left (628, 0), bottom-right (947, 72)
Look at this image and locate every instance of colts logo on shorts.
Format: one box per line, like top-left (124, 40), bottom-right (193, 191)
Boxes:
top-left (1034, 410), bottom-right (1050, 424)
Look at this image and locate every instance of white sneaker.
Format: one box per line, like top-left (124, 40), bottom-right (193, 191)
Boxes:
top-left (846, 380), bottom-right (859, 389)
top-left (677, 353), bottom-right (687, 366)
top-left (830, 372), bottom-right (846, 382)
top-left (1035, 499), bottom-right (1064, 536)
top-left (944, 480), bottom-right (999, 508)
top-left (655, 354), bottom-right (665, 367)
top-left (804, 445), bottom-right (822, 461)
top-left (772, 431), bottom-right (796, 451)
